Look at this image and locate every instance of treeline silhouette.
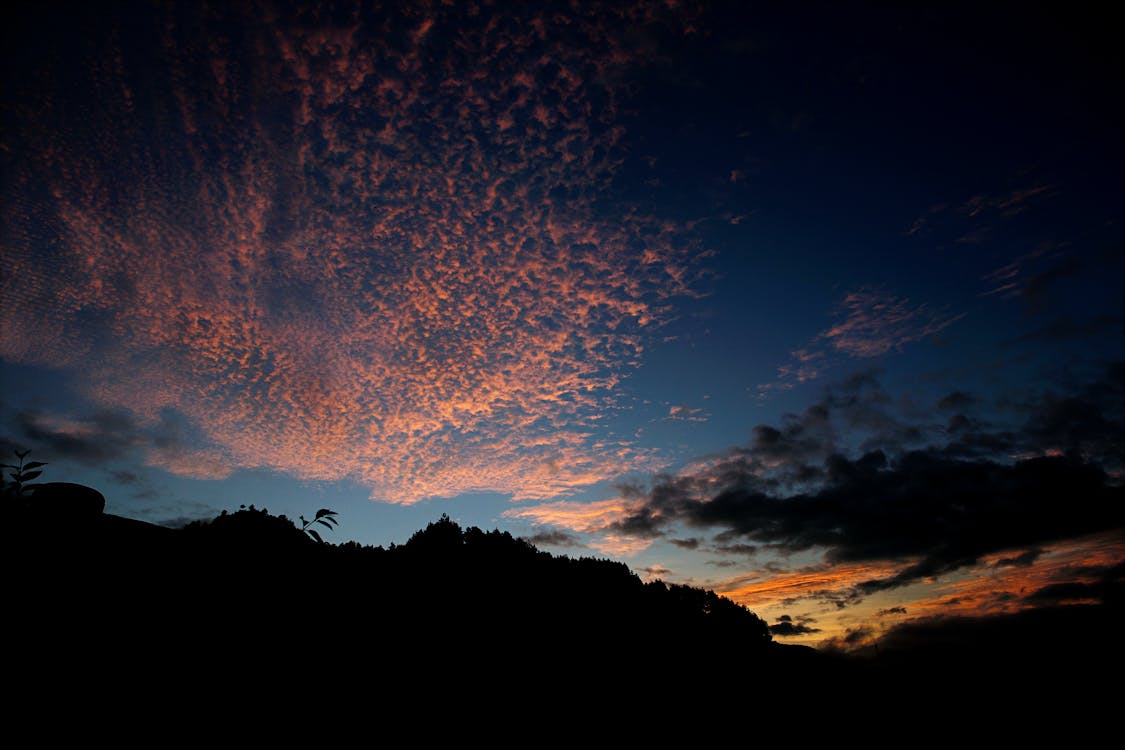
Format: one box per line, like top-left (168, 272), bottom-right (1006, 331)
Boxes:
top-left (7, 498), bottom-right (1118, 729)
top-left (7, 503), bottom-right (825, 704)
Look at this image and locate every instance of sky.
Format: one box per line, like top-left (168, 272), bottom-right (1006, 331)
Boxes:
top-left (2, 1), bottom-right (1122, 649)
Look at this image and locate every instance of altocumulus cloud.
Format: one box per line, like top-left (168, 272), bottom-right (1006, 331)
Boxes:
top-left (1, 2), bottom-right (702, 502)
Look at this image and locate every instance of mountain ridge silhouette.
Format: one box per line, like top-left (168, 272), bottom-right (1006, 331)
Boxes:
top-left (5, 502), bottom-right (1117, 727)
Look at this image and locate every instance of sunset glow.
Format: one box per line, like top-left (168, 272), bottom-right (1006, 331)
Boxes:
top-left (2, 1), bottom-right (1120, 656)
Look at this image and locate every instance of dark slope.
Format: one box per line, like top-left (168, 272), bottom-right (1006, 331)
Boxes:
top-left (6, 508), bottom-right (812, 703)
top-left (7, 505), bottom-right (1116, 732)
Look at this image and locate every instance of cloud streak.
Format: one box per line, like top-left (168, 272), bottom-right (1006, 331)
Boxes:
top-left (760, 289), bottom-right (963, 395)
top-left (1, 2), bottom-right (701, 502)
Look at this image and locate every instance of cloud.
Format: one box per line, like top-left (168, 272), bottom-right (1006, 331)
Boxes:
top-left (979, 245), bottom-right (1093, 314)
top-left (588, 534), bottom-right (654, 557)
top-left (859, 602), bottom-right (1120, 662)
top-left (905, 185), bottom-right (1054, 241)
top-left (992, 549), bottom-right (1043, 568)
top-left (716, 560), bottom-right (904, 610)
top-left (876, 606), bottom-right (907, 616)
top-left (665, 404), bottom-right (708, 422)
top-left (768, 613), bottom-right (821, 637)
top-left (657, 452), bottom-right (1120, 595)
top-left (1, 1), bottom-right (701, 504)
top-left (13, 410), bottom-right (136, 464)
top-left (1023, 559), bottom-right (1124, 606)
top-left (496, 365), bottom-right (1124, 605)
top-left (10, 408), bottom-right (233, 480)
top-left (821, 626), bottom-right (877, 651)
top-left (712, 542), bottom-right (758, 557)
top-left (504, 496), bottom-right (643, 534)
top-left (760, 289), bottom-right (962, 394)
top-left (110, 470), bottom-right (142, 484)
top-left (641, 564), bottom-right (674, 580)
top-left (961, 185), bottom-right (1055, 219)
top-left (522, 530), bottom-right (583, 548)
top-left (889, 533), bottom-right (1124, 621)
top-left (1021, 361), bottom-right (1125, 470)
top-left (819, 290), bottom-right (963, 358)
top-left (600, 365), bottom-right (1125, 603)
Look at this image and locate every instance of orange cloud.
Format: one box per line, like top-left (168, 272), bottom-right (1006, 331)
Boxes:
top-left (2, 2), bottom-right (700, 503)
top-left (716, 560), bottom-right (906, 611)
top-left (759, 289), bottom-right (963, 395)
top-left (503, 496), bottom-right (643, 534)
top-left (902, 533), bottom-right (1125, 620)
top-left (502, 496), bottom-right (655, 556)
top-left (752, 532), bottom-right (1125, 648)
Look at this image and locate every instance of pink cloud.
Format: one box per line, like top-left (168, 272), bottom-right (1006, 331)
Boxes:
top-left (758, 288), bottom-right (963, 396)
top-left (1, 3), bottom-right (701, 504)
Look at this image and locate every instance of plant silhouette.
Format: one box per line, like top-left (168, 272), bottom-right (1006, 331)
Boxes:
top-left (300, 508), bottom-right (339, 542)
top-left (1, 449), bottom-right (46, 501)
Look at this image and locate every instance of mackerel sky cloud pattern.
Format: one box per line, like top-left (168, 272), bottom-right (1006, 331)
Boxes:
top-left (0, 2), bottom-right (696, 502)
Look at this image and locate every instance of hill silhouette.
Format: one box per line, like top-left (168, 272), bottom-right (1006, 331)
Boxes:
top-left (5, 503), bottom-right (822, 704)
top-left (5, 496), bottom-right (1118, 729)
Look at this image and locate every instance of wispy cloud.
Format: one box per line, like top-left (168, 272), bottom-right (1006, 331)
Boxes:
top-left (819, 290), bottom-right (963, 358)
top-left (760, 289), bottom-right (962, 395)
top-left (13, 409), bottom-right (232, 480)
top-left (503, 496), bottom-right (642, 534)
top-left (502, 495), bottom-right (655, 556)
top-left (716, 560), bottom-right (904, 610)
top-left (1, 2), bottom-right (701, 503)
top-left (664, 404), bottom-right (709, 422)
top-left (904, 184), bottom-right (1054, 239)
top-left (521, 530), bottom-right (584, 549)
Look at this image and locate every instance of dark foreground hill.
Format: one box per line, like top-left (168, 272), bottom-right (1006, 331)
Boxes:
top-left (5, 508), bottom-right (823, 703)
top-left (5, 505), bottom-right (1118, 731)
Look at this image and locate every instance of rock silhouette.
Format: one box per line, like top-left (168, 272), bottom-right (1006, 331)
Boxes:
top-left (24, 482), bottom-right (106, 518)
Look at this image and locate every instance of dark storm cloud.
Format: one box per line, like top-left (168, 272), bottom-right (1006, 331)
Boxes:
top-left (692, 453), bottom-right (1117, 589)
top-left (15, 409), bottom-right (141, 463)
top-left (1024, 560), bottom-right (1124, 605)
top-left (606, 364), bottom-right (1125, 601)
top-left (1022, 362), bottom-right (1125, 468)
top-left (864, 603), bottom-right (1122, 660)
top-left (9, 408), bottom-right (232, 479)
top-left (1024, 580), bottom-right (1121, 605)
top-left (992, 549), bottom-right (1043, 568)
top-left (769, 621), bottom-right (821, 636)
top-left (876, 606), bottom-right (907, 616)
top-left (769, 613), bottom-right (821, 637)
top-left (523, 530), bottom-right (583, 548)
